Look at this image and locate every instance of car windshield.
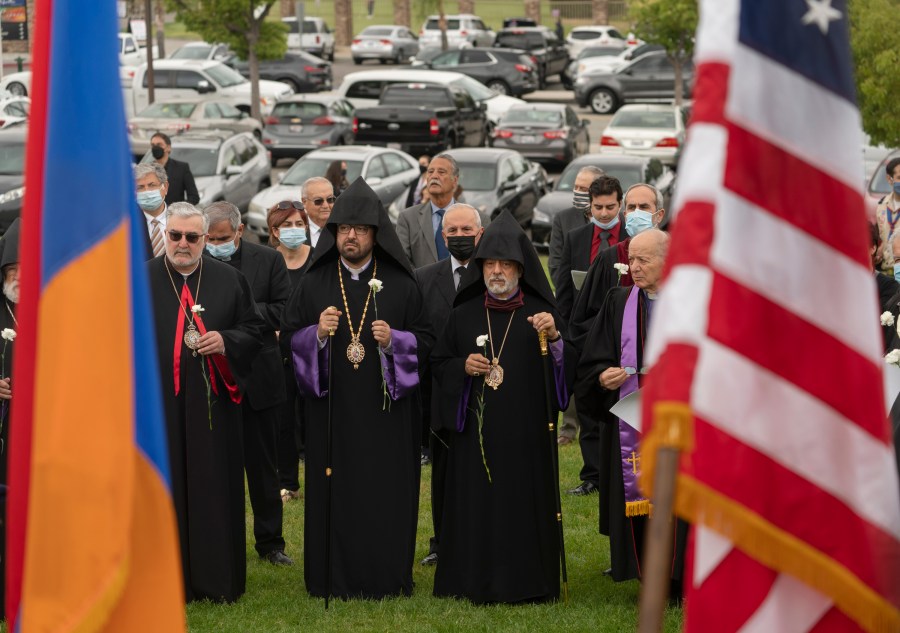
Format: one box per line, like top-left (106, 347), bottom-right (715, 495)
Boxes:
top-left (610, 110), bottom-right (676, 129)
top-left (452, 75), bottom-right (496, 101)
top-left (361, 27), bottom-right (394, 37)
top-left (170, 147), bottom-right (220, 177)
top-left (501, 109), bottom-right (562, 125)
top-left (139, 102), bottom-right (197, 118)
top-left (171, 45), bottom-right (212, 59)
top-left (425, 19), bottom-right (461, 30)
top-left (458, 163), bottom-right (496, 191)
top-left (206, 63), bottom-right (247, 88)
top-left (284, 19), bottom-right (317, 34)
top-left (556, 164), bottom-right (643, 192)
top-left (272, 102), bottom-right (327, 119)
top-left (496, 32), bottom-right (542, 49)
top-left (578, 47), bottom-right (622, 59)
top-left (282, 157), bottom-right (363, 186)
top-left (381, 85), bottom-right (451, 106)
top-left (0, 141), bottom-right (25, 175)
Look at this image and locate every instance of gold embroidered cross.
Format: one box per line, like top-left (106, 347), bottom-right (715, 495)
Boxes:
top-left (626, 451), bottom-right (641, 474)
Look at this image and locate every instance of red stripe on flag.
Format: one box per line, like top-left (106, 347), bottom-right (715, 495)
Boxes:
top-left (645, 343), bottom-right (699, 406)
top-left (689, 62), bottom-right (729, 126)
top-left (665, 201), bottom-right (715, 270)
top-left (812, 606), bottom-right (866, 632)
top-left (723, 125), bottom-right (869, 268)
top-left (707, 274), bottom-right (889, 443)
top-left (691, 419), bottom-right (900, 601)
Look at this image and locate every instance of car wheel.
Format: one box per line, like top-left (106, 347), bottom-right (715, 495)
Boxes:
top-left (589, 88), bottom-right (618, 115)
top-left (379, 58), bottom-right (387, 65)
top-left (486, 79), bottom-right (510, 95)
top-left (353, 57), bottom-right (362, 65)
top-left (445, 134), bottom-right (456, 150)
top-left (282, 78), bottom-right (301, 93)
top-left (7, 82), bottom-right (26, 96)
top-left (328, 47), bottom-right (335, 62)
top-left (253, 128), bottom-right (262, 140)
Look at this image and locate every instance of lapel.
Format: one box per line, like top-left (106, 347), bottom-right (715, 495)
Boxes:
top-left (574, 224), bottom-right (594, 271)
top-left (418, 203), bottom-right (437, 260)
top-left (437, 259), bottom-right (457, 309)
top-left (240, 242), bottom-right (260, 289)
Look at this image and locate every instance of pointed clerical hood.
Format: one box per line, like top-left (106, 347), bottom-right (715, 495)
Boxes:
top-left (307, 176), bottom-right (413, 276)
top-left (0, 217), bottom-right (20, 270)
top-left (455, 210), bottom-right (555, 307)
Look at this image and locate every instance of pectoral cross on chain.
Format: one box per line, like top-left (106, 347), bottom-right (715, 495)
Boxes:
top-left (626, 451), bottom-right (641, 474)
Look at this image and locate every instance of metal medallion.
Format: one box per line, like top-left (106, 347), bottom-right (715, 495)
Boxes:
top-left (347, 336), bottom-right (365, 369)
top-left (184, 323), bottom-right (202, 355)
top-left (485, 359), bottom-right (504, 390)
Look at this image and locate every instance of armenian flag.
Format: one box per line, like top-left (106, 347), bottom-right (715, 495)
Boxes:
top-left (5, 0), bottom-right (185, 630)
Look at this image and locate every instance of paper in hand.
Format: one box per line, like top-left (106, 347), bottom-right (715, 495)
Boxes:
top-left (610, 388), bottom-right (642, 433)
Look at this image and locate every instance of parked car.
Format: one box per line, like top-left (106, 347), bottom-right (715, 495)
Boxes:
top-left (413, 47), bottom-right (538, 96)
top-left (245, 146), bottom-right (420, 236)
top-left (141, 130), bottom-right (271, 212)
top-left (491, 103), bottom-right (590, 166)
top-left (0, 125), bottom-right (26, 235)
top-left (562, 45), bottom-right (625, 89)
top-left (127, 98), bottom-right (262, 158)
top-left (169, 41), bottom-right (231, 61)
top-left (119, 33), bottom-right (158, 66)
top-left (282, 16), bottom-right (335, 61)
top-left (224, 50), bottom-right (332, 93)
top-left (419, 14), bottom-right (495, 49)
top-left (574, 51), bottom-right (695, 114)
top-left (262, 94), bottom-right (356, 164)
top-left (502, 17), bottom-right (538, 28)
top-left (493, 27), bottom-right (568, 88)
top-left (600, 104), bottom-right (687, 167)
top-left (0, 71), bottom-right (31, 97)
top-left (574, 42), bottom-right (666, 80)
top-left (565, 25), bottom-right (627, 58)
top-left (531, 153), bottom-right (675, 246)
top-left (0, 95), bottom-right (29, 128)
top-left (446, 147), bottom-right (548, 230)
top-left (351, 25), bottom-right (420, 65)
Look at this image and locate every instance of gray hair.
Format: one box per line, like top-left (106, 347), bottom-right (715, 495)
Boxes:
top-left (444, 202), bottom-right (482, 228)
top-left (431, 152), bottom-right (460, 178)
top-left (134, 161), bottom-right (168, 184)
top-left (168, 202), bottom-right (209, 232)
top-left (624, 183), bottom-right (664, 211)
top-left (301, 176), bottom-right (333, 200)
top-left (577, 165), bottom-right (605, 180)
top-left (204, 201), bottom-right (242, 231)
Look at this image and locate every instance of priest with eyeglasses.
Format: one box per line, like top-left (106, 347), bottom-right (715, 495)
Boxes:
top-left (147, 202), bottom-right (264, 603)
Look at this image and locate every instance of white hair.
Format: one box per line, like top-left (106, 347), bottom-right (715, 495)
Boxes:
top-left (624, 183), bottom-right (664, 211)
top-left (168, 202), bottom-right (209, 232)
top-left (444, 202), bottom-right (482, 228)
top-left (134, 161), bottom-right (168, 184)
top-left (301, 176), bottom-right (333, 200)
top-left (204, 201), bottom-right (242, 231)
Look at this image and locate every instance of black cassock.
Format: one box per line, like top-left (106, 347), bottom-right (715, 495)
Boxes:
top-left (575, 286), bottom-right (687, 584)
top-left (0, 298), bottom-right (14, 617)
top-left (148, 256), bottom-right (263, 603)
top-left (431, 293), bottom-right (576, 604)
top-left (283, 260), bottom-right (432, 599)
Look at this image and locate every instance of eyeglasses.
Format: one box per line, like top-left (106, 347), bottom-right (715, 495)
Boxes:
top-left (336, 224), bottom-right (371, 235)
top-left (307, 196), bottom-right (336, 206)
top-left (275, 200), bottom-right (304, 210)
top-left (623, 366), bottom-right (649, 376)
top-left (167, 230), bottom-right (205, 244)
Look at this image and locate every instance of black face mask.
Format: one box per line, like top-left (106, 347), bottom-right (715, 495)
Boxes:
top-left (419, 164), bottom-right (428, 175)
top-left (446, 235), bottom-right (476, 261)
top-left (341, 169), bottom-right (347, 177)
top-left (151, 145), bottom-right (166, 160)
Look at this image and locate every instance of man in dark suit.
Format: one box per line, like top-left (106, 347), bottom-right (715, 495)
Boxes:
top-left (152, 131), bottom-right (200, 206)
top-left (135, 161), bottom-right (169, 260)
top-left (397, 153), bottom-right (461, 269)
top-left (414, 202), bottom-right (484, 566)
top-left (205, 201), bottom-right (294, 565)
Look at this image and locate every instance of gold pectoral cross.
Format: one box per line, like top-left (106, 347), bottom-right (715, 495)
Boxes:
top-left (626, 451), bottom-right (641, 474)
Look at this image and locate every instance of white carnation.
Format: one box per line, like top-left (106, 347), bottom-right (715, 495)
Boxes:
top-left (881, 311), bottom-right (895, 327)
top-left (476, 334), bottom-right (489, 347)
top-left (1, 328), bottom-right (15, 341)
top-left (885, 349), bottom-right (900, 365)
top-left (368, 278), bottom-right (383, 292)
top-left (613, 263), bottom-right (629, 274)
top-left (191, 304), bottom-right (205, 313)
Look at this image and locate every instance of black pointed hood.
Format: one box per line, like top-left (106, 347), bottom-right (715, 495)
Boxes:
top-left (455, 210), bottom-right (555, 307)
top-left (307, 177), bottom-right (413, 276)
top-left (0, 217), bottom-right (20, 270)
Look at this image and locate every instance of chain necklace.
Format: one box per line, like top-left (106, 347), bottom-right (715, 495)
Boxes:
top-left (337, 258), bottom-right (376, 369)
top-left (5, 301), bottom-right (17, 328)
top-left (164, 257), bottom-right (204, 356)
top-left (484, 307), bottom-right (516, 390)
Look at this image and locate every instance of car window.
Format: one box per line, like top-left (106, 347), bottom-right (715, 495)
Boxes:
top-left (425, 18), bottom-right (461, 30)
top-left (556, 163), bottom-right (643, 192)
top-left (218, 102), bottom-right (243, 119)
top-left (629, 55), bottom-right (669, 74)
top-left (501, 108), bottom-right (562, 125)
top-left (609, 29), bottom-right (625, 39)
top-left (171, 45), bottom-right (212, 59)
top-left (611, 110), bottom-right (676, 129)
top-left (123, 40), bottom-right (137, 53)
top-left (221, 143), bottom-right (239, 167)
top-left (330, 99), bottom-right (351, 117)
top-left (496, 32), bottom-right (543, 50)
top-left (366, 155), bottom-right (387, 179)
top-left (453, 90), bottom-right (475, 110)
top-left (206, 63), bottom-right (247, 87)
top-left (382, 85), bottom-right (452, 107)
top-left (644, 159), bottom-right (664, 184)
top-left (203, 103), bottom-right (222, 118)
top-left (272, 101), bottom-right (327, 119)
top-left (545, 32), bottom-right (561, 47)
top-left (5, 102), bottom-right (28, 117)
top-left (382, 151), bottom-right (409, 176)
top-left (432, 51), bottom-right (461, 67)
top-left (498, 158), bottom-right (515, 183)
top-left (361, 27), bottom-right (394, 37)
top-left (139, 101), bottom-right (196, 118)
top-left (346, 80), bottom-right (385, 99)
top-left (175, 71), bottom-right (206, 89)
top-left (511, 154), bottom-right (528, 178)
top-left (0, 140), bottom-right (25, 175)
top-left (473, 20), bottom-right (487, 30)
top-left (143, 69), bottom-right (172, 88)
top-left (458, 163), bottom-right (496, 191)
top-left (565, 107), bottom-right (579, 127)
top-left (169, 147), bottom-right (218, 177)
top-left (238, 137), bottom-right (258, 162)
top-left (462, 50), bottom-right (491, 64)
top-left (302, 19), bottom-right (317, 34)
top-left (571, 31), bottom-right (600, 40)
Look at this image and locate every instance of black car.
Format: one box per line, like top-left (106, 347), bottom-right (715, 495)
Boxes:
top-left (0, 125), bottom-right (25, 235)
top-left (225, 50), bottom-right (332, 93)
top-left (415, 47), bottom-right (538, 96)
top-left (574, 50), bottom-right (694, 114)
top-left (493, 27), bottom-right (569, 88)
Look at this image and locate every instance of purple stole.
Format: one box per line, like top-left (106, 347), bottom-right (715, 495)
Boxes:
top-left (618, 285), bottom-right (649, 517)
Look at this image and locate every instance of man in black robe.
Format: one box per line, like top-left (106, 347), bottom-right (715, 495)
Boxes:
top-left (281, 177), bottom-right (433, 600)
top-left (205, 201), bottom-right (293, 566)
top-left (148, 202), bottom-right (264, 603)
top-left (431, 210), bottom-right (576, 604)
top-left (575, 229), bottom-right (687, 591)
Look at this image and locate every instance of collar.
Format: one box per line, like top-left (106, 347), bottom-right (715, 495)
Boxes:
top-left (430, 199), bottom-right (456, 214)
top-left (450, 254), bottom-right (467, 271)
top-left (341, 256), bottom-right (373, 280)
top-left (144, 204), bottom-right (167, 224)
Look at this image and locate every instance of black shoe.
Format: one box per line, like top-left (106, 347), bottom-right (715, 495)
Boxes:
top-left (421, 454), bottom-right (432, 466)
top-left (567, 481), bottom-right (599, 496)
top-left (602, 567), bottom-right (612, 576)
top-left (262, 549), bottom-right (294, 566)
top-left (421, 552), bottom-right (438, 566)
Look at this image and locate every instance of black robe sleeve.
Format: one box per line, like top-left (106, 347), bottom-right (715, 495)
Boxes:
top-left (575, 287), bottom-right (626, 422)
top-left (258, 253), bottom-right (292, 331)
top-left (220, 271), bottom-right (266, 388)
top-left (569, 247), bottom-right (619, 350)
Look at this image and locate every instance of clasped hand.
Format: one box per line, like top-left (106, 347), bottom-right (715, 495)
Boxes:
top-left (466, 353), bottom-right (491, 377)
top-left (318, 307), bottom-right (392, 348)
top-left (526, 312), bottom-right (559, 340)
top-left (599, 367), bottom-right (628, 390)
top-left (196, 331), bottom-right (225, 356)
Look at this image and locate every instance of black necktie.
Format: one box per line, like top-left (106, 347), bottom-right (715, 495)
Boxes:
top-left (600, 229), bottom-right (611, 248)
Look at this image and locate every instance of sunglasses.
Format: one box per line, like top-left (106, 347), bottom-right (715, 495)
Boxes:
top-left (275, 200), bottom-right (304, 210)
top-left (336, 224), bottom-right (371, 235)
top-left (308, 196), bottom-right (336, 206)
top-left (167, 230), bottom-right (205, 244)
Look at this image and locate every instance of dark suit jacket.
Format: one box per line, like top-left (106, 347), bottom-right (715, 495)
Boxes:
top-left (164, 157), bottom-right (200, 206)
top-left (397, 201), bottom-right (489, 270)
top-left (554, 223), bottom-right (594, 324)
top-left (549, 206), bottom-right (588, 278)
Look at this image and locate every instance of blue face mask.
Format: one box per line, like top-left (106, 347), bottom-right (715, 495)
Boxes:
top-left (278, 227), bottom-right (306, 249)
top-left (893, 263), bottom-right (900, 283)
top-left (591, 215), bottom-right (620, 230)
top-left (206, 240), bottom-right (237, 259)
top-left (625, 210), bottom-right (655, 237)
top-left (893, 182), bottom-right (900, 196)
top-left (137, 189), bottom-right (163, 211)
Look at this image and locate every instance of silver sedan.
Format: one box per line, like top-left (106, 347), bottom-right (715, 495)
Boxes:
top-left (351, 25), bottom-right (420, 65)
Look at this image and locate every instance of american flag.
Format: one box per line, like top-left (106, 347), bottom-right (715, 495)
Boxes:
top-left (640, 0), bottom-right (900, 631)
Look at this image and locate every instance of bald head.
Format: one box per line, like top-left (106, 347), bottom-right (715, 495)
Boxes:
top-left (442, 203), bottom-right (484, 263)
top-left (628, 229), bottom-right (669, 292)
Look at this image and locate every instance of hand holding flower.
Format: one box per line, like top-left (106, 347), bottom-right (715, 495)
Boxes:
top-left (0, 377), bottom-right (10, 400)
top-left (372, 320), bottom-right (392, 348)
top-left (466, 353), bottom-right (491, 377)
top-left (196, 330), bottom-right (226, 356)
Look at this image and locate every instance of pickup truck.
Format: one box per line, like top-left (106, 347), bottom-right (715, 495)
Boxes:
top-left (352, 83), bottom-right (488, 155)
top-left (119, 33), bottom-right (158, 67)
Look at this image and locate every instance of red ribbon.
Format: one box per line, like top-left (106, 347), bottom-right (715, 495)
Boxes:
top-left (173, 282), bottom-right (242, 405)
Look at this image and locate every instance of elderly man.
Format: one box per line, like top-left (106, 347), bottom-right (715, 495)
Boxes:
top-left (548, 165), bottom-right (605, 278)
top-left (135, 162), bottom-right (170, 259)
top-left (147, 202), bottom-right (264, 602)
top-left (150, 131), bottom-right (200, 205)
top-left (205, 202), bottom-right (293, 566)
top-left (414, 202), bottom-right (484, 566)
top-left (431, 210), bottom-right (576, 604)
top-left (281, 178), bottom-right (433, 599)
top-left (301, 176), bottom-right (335, 249)
top-left (575, 229), bottom-right (686, 593)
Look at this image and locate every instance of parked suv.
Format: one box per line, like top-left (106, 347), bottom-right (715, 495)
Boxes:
top-left (224, 50), bottom-right (332, 93)
top-left (282, 16), bottom-right (335, 61)
top-left (493, 27), bottom-right (568, 88)
top-left (415, 47), bottom-right (538, 96)
top-left (419, 14), bottom-right (495, 49)
top-left (565, 25), bottom-right (627, 58)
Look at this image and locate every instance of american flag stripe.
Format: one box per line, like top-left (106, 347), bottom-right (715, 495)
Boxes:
top-left (739, 573), bottom-right (834, 632)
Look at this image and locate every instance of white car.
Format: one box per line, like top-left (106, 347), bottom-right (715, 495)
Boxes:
top-left (565, 26), bottom-right (627, 59)
top-left (0, 95), bottom-right (29, 128)
top-left (0, 72), bottom-right (31, 97)
top-left (418, 14), bottom-right (495, 50)
top-left (169, 41), bottom-right (232, 61)
top-left (351, 25), bottom-right (420, 65)
top-left (282, 16), bottom-right (335, 61)
top-left (599, 104), bottom-right (687, 166)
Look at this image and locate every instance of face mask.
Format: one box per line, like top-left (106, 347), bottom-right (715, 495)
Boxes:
top-left (625, 210), bottom-right (655, 237)
top-left (893, 263), bottom-right (900, 283)
top-left (419, 164), bottom-right (428, 175)
top-left (137, 189), bottom-right (163, 211)
top-left (572, 190), bottom-right (591, 211)
top-left (447, 235), bottom-right (476, 261)
top-left (206, 240), bottom-right (237, 259)
top-left (893, 182), bottom-right (900, 196)
top-left (278, 227), bottom-right (306, 249)
top-left (591, 215), bottom-right (620, 230)
top-left (151, 145), bottom-right (166, 160)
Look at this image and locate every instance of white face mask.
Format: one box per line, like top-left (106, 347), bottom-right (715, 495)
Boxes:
top-left (573, 190), bottom-right (591, 211)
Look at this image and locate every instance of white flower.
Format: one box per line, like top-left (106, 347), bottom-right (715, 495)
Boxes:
top-left (882, 311), bottom-right (895, 327)
top-left (1, 328), bottom-right (15, 341)
top-left (368, 278), bottom-right (383, 293)
top-left (885, 349), bottom-right (900, 365)
top-left (613, 263), bottom-right (629, 274)
top-left (191, 304), bottom-right (205, 313)
top-left (476, 334), bottom-right (489, 347)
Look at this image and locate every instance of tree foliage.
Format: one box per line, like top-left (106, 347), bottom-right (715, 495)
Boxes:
top-left (629, 0), bottom-right (698, 105)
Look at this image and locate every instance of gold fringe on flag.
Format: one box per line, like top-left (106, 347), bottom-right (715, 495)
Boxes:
top-left (639, 401), bottom-right (694, 499)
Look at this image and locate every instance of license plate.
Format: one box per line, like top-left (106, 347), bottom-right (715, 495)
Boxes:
top-left (387, 142), bottom-right (401, 149)
top-left (519, 135), bottom-right (536, 144)
top-left (290, 125), bottom-right (303, 132)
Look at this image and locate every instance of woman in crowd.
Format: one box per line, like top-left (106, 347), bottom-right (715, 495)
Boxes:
top-left (325, 160), bottom-right (350, 197)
